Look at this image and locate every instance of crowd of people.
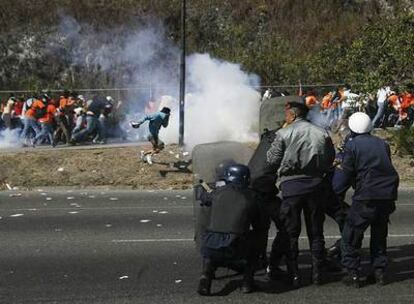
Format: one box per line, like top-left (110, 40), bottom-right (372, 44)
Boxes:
top-left (0, 91), bottom-right (126, 147)
top-left (195, 102), bottom-right (399, 295)
top-left (304, 85), bottom-right (414, 129)
top-left (263, 84), bottom-right (414, 129)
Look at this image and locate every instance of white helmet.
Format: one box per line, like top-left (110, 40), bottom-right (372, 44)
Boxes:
top-left (106, 96), bottom-right (114, 102)
top-left (348, 112), bottom-right (373, 134)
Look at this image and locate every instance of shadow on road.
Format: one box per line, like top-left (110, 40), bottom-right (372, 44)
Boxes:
top-left (208, 244), bottom-right (414, 295)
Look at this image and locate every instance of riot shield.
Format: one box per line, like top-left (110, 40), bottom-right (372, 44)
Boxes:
top-left (192, 141), bottom-right (255, 250)
top-left (259, 96), bottom-right (302, 133)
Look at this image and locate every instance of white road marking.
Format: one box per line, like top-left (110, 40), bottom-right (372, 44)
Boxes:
top-left (0, 206), bottom-right (190, 212)
top-left (112, 234), bottom-right (414, 243)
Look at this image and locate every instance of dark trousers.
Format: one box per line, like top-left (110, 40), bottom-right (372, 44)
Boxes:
top-left (323, 181), bottom-right (349, 249)
top-left (201, 232), bottom-right (257, 282)
top-left (341, 200), bottom-right (395, 271)
top-left (261, 196), bottom-right (289, 270)
top-left (54, 115), bottom-right (71, 144)
top-left (280, 188), bottom-right (326, 270)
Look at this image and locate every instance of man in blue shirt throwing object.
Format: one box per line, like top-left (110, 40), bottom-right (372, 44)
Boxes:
top-left (130, 107), bottom-right (171, 165)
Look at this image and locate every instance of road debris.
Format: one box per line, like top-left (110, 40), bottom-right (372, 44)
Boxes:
top-left (9, 193), bottom-right (22, 197)
top-left (67, 196), bottom-right (75, 200)
top-left (175, 279), bottom-right (182, 284)
top-left (68, 211), bottom-right (79, 214)
top-left (10, 214), bottom-right (24, 217)
top-left (159, 211), bottom-right (169, 214)
top-left (140, 219), bottom-right (151, 223)
top-left (57, 167), bottom-right (65, 172)
top-left (46, 197), bottom-right (52, 201)
top-left (119, 276), bottom-right (129, 280)
top-left (109, 197), bottom-right (119, 201)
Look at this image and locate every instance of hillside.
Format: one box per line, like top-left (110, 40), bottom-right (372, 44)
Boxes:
top-left (0, 0), bottom-right (413, 93)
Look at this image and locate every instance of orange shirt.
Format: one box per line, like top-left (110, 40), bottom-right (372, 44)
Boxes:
top-left (388, 94), bottom-right (400, 109)
top-left (59, 97), bottom-right (69, 109)
top-left (321, 93), bottom-right (332, 109)
top-left (38, 104), bottom-right (57, 124)
top-left (25, 99), bottom-right (46, 119)
top-left (400, 93), bottom-right (413, 110)
top-left (305, 95), bottom-right (318, 108)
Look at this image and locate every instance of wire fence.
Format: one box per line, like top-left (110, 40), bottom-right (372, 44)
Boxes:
top-left (0, 83), bottom-right (345, 101)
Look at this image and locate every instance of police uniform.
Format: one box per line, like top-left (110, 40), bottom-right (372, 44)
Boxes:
top-left (248, 128), bottom-right (289, 277)
top-left (335, 113), bottom-right (399, 286)
top-left (197, 179), bottom-right (261, 295)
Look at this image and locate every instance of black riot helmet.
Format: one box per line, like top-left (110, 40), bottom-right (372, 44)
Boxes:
top-left (223, 164), bottom-right (251, 188)
top-left (215, 159), bottom-right (237, 181)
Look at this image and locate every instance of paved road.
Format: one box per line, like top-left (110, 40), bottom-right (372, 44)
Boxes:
top-left (0, 189), bottom-right (413, 304)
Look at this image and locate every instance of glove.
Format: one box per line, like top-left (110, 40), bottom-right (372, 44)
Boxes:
top-left (130, 122), bottom-right (141, 129)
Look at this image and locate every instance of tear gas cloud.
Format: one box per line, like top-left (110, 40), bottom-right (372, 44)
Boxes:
top-left (0, 16), bottom-right (261, 149)
top-left (161, 54), bottom-right (261, 148)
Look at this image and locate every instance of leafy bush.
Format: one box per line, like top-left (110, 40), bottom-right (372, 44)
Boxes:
top-left (390, 128), bottom-right (414, 157)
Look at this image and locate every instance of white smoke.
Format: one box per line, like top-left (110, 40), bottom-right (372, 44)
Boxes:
top-left (0, 129), bottom-right (21, 148)
top-left (0, 17), bottom-right (261, 149)
top-left (161, 54), bottom-right (261, 148)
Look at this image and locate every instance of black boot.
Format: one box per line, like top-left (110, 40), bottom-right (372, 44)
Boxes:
top-left (268, 266), bottom-right (287, 281)
top-left (342, 269), bottom-right (360, 288)
top-left (311, 258), bottom-right (323, 286)
top-left (286, 260), bottom-right (301, 288)
top-left (241, 264), bottom-right (255, 294)
top-left (368, 268), bottom-right (387, 286)
top-left (197, 260), bottom-right (215, 296)
top-left (326, 240), bottom-right (341, 259)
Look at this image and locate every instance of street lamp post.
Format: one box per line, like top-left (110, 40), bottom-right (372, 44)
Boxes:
top-left (179, 0), bottom-right (186, 147)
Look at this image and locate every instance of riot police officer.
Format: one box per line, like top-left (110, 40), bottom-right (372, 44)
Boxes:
top-left (334, 112), bottom-right (399, 287)
top-left (248, 128), bottom-right (289, 280)
top-left (197, 164), bottom-right (262, 296)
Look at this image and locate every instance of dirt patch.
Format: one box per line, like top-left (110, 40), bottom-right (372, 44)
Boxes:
top-left (0, 144), bottom-right (193, 191)
top-left (0, 136), bottom-right (412, 190)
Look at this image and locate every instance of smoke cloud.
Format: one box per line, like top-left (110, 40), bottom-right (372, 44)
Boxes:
top-left (161, 54), bottom-right (261, 148)
top-left (0, 16), bottom-right (261, 149)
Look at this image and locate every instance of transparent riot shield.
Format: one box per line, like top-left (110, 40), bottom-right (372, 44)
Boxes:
top-left (259, 96), bottom-right (302, 133)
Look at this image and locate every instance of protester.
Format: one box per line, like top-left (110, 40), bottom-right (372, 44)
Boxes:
top-left (20, 96), bottom-right (45, 146)
top-left (71, 95), bottom-right (107, 144)
top-left (131, 107), bottom-right (171, 165)
top-left (33, 96), bottom-right (57, 147)
top-left (334, 112), bottom-right (399, 287)
top-left (1, 96), bottom-right (16, 129)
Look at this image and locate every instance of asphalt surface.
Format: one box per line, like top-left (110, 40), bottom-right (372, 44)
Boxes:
top-left (0, 189), bottom-right (414, 304)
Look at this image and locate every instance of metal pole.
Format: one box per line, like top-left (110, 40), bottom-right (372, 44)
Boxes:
top-left (179, 0), bottom-right (186, 147)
